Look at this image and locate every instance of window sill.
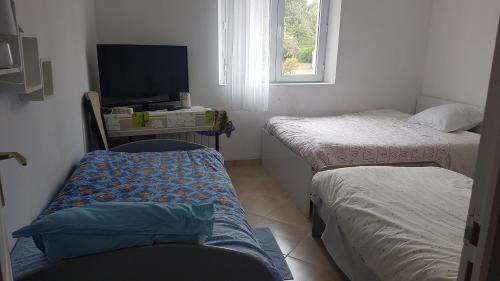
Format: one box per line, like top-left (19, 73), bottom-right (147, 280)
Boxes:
top-left (269, 82), bottom-right (335, 86)
top-left (219, 82), bottom-right (336, 86)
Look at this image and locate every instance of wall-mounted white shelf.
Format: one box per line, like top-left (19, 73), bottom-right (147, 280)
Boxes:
top-left (0, 33), bottom-right (40, 92)
top-left (0, 0), bottom-right (55, 101)
top-left (0, 30), bottom-right (54, 101)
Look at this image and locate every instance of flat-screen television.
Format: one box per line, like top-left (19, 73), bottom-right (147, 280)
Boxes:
top-left (97, 44), bottom-right (189, 107)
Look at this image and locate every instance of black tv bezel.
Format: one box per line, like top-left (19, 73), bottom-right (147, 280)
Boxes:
top-left (97, 44), bottom-right (189, 108)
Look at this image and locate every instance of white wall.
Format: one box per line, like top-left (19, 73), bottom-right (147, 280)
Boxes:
top-left (422, 0), bottom-right (500, 107)
top-left (0, 0), bottom-right (97, 248)
top-left (95, 0), bottom-right (433, 160)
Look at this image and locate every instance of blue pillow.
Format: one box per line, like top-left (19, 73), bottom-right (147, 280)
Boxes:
top-left (12, 203), bottom-right (214, 261)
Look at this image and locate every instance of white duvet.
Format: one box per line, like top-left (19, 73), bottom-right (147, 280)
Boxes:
top-left (312, 166), bottom-right (472, 281)
top-left (265, 110), bottom-right (480, 177)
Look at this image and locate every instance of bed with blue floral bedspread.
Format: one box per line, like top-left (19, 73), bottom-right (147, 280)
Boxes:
top-left (11, 148), bottom-right (281, 281)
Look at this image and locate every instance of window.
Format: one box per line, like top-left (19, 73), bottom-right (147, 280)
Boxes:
top-left (271, 0), bottom-right (330, 82)
top-left (219, 0), bottom-right (331, 84)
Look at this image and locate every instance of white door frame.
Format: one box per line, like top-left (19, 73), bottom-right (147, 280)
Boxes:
top-left (0, 173), bottom-right (13, 281)
top-left (458, 17), bottom-right (500, 281)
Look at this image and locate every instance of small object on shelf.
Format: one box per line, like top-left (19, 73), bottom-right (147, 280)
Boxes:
top-left (0, 33), bottom-right (20, 77)
top-left (180, 92), bottom-right (191, 108)
top-left (132, 112), bottom-right (150, 128)
top-left (0, 34), bottom-right (22, 76)
top-left (111, 107), bottom-right (134, 114)
top-left (0, 42), bottom-right (13, 68)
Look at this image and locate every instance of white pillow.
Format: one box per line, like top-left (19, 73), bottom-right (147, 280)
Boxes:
top-left (408, 103), bottom-right (483, 132)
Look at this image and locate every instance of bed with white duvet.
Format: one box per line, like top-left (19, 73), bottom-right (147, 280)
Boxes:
top-left (311, 166), bottom-right (472, 281)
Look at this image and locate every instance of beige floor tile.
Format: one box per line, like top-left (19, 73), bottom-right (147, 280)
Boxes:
top-left (225, 163), bottom-right (262, 178)
top-left (246, 211), bottom-right (264, 226)
top-left (313, 269), bottom-right (350, 281)
top-left (285, 257), bottom-right (320, 281)
top-left (238, 194), bottom-right (278, 216)
top-left (286, 256), bottom-right (348, 281)
top-left (234, 177), bottom-right (287, 198)
top-left (249, 213), bottom-right (310, 241)
top-left (273, 232), bottom-right (303, 256)
top-left (266, 199), bottom-right (311, 227)
top-left (289, 236), bottom-right (337, 269)
top-left (227, 162), bottom-right (348, 281)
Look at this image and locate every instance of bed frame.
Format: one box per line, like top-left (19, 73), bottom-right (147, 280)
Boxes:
top-left (310, 162), bottom-right (442, 281)
top-left (311, 161), bottom-right (441, 237)
top-left (261, 129), bottom-right (314, 215)
top-left (17, 139), bottom-right (277, 281)
top-left (261, 95), bottom-right (458, 216)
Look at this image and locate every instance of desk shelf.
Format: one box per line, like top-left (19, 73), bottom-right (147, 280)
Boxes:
top-left (103, 107), bottom-right (228, 151)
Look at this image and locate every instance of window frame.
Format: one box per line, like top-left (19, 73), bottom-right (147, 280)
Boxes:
top-left (218, 0), bottom-right (331, 85)
top-left (270, 0), bottom-right (330, 83)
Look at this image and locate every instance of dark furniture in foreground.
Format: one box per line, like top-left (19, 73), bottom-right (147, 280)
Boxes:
top-left (18, 244), bottom-right (276, 281)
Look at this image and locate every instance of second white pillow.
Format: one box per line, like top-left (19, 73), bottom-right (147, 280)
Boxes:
top-left (408, 103), bottom-right (483, 132)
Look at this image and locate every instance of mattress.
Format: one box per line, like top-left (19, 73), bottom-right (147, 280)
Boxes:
top-left (312, 166), bottom-right (472, 281)
top-left (264, 109), bottom-right (480, 177)
top-left (10, 149), bottom-right (281, 281)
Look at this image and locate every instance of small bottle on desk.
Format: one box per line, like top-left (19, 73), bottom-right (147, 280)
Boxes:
top-left (180, 92), bottom-right (191, 108)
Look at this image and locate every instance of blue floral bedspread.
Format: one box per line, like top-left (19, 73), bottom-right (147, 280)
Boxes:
top-left (11, 149), bottom-right (281, 280)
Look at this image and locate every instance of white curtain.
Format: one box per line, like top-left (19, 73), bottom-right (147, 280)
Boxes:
top-left (225, 0), bottom-right (270, 112)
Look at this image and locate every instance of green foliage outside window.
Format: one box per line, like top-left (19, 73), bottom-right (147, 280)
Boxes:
top-left (283, 32), bottom-right (300, 59)
top-left (283, 57), bottom-right (299, 74)
top-left (283, 0), bottom-right (319, 65)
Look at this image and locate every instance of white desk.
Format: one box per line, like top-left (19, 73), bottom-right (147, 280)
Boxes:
top-left (103, 106), bottom-right (222, 150)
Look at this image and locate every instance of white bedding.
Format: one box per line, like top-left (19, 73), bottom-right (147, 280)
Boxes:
top-left (312, 166), bottom-right (472, 281)
top-left (264, 110), bottom-right (480, 177)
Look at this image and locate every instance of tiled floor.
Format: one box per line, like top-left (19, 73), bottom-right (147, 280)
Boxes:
top-left (226, 161), bottom-right (349, 281)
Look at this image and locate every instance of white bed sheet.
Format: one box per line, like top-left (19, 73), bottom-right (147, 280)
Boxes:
top-left (265, 110), bottom-right (480, 177)
top-left (312, 166), bottom-right (472, 281)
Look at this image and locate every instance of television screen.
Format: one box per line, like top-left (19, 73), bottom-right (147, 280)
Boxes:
top-left (97, 44), bottom-right (189, 107)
